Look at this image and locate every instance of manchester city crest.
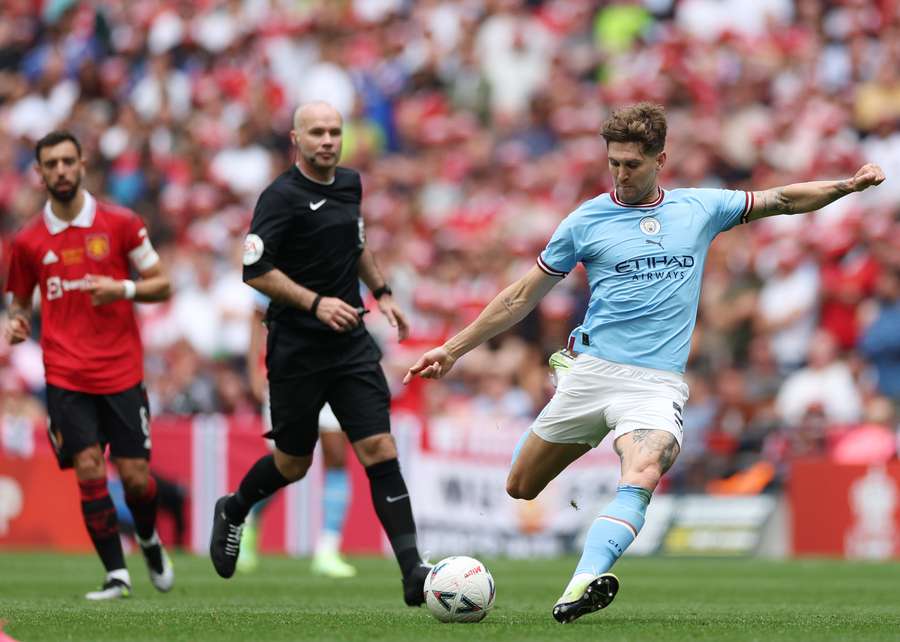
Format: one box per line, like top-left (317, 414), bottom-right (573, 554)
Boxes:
top-left (639, 217), bottom-right (661, 235)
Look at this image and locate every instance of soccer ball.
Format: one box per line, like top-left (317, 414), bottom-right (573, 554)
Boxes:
top-left (423, 556), bottom-right (495, 623)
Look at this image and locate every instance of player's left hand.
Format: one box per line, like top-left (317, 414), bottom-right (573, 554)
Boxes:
top-left (847, 163), bottom-right (886, 192)
top-left (377, 295), bottom-right (410, 341)
top-left (3, 313), bottom-right (30, 344)
top-left (85, 274), bottom-right (127, 306)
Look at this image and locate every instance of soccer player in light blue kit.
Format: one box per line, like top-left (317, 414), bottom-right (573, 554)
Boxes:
top-left (404, 103), bottom-right (885, 622)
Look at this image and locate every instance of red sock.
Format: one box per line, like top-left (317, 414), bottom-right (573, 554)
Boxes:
top-left (79, 478), bottom-right (125, 572)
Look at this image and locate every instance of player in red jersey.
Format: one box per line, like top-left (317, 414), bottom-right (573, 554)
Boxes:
top-left (3, 131), bottom-right (174, 600)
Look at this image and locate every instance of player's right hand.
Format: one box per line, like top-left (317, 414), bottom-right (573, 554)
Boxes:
top-left (847, 163), bottom-right (885, 191)
top-left (315, 297), bottom-right (363, 332)
top-left (4, 314), bottom-right (30, 345)
top-left (403, 346), bottom-right (456, 384)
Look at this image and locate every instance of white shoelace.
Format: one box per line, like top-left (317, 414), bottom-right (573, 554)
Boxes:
top-left (224, 522), bottom-right (244, 557)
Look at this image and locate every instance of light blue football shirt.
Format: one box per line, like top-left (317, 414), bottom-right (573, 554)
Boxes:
top-left (539, 187), bottom-right (754, 374)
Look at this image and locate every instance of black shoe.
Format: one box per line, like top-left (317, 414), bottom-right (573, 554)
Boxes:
top-left (210, 495), bottom-right (244, 579)
top-left (402, 563), bottom-right (431, 606)
top-left (552, 574), bottom-right (619, 623)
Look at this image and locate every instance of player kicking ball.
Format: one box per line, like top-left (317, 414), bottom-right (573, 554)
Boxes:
top-left (405, 103), bottom-right (885, 622)
top-left (4, 131), bottom-right (174, 599)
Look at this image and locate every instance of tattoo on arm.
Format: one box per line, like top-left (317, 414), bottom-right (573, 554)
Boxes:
top-left (762, 188), bottom-right (795, 215)
top-left (756, 179), bottom-right (857, 220)
top-left (630, 429), bottom-right (681, 474)
top-left (834, 180), bottom-right (853, 196)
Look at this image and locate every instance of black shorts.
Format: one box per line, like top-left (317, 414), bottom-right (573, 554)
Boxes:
top-left (46, 383), bottom-right (151, 469)
top-left (267, 360), bottom-right (391, 456)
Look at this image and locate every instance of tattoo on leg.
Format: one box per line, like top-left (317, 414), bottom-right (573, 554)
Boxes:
top-left (630, 429), bottom-right (680, 474)
top-left (658, 439), bottom-right (679, 473)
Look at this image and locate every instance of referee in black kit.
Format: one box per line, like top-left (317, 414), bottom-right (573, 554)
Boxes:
top-left (210, 101), bottom-right (430, 606)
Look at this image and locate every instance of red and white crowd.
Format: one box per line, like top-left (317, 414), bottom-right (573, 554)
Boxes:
top-left (2, 0), bottom-right (899, 491)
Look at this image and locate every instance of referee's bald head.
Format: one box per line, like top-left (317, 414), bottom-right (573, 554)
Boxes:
top-left (293, 101), bottom-right (343, 132)
top-left (291, 101), bottom-right (343, 178)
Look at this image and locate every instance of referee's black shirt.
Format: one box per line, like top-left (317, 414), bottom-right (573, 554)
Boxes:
top-left (243, 165), bottom-right (374, 369)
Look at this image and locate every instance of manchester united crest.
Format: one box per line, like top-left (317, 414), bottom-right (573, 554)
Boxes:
top-left (85, 234), bottom-right (110, 260)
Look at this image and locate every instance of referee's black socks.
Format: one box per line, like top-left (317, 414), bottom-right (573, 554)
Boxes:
top-left (366, 458), bottom-right (422, 578)
top-left (225, 454), bottom-right (290, 523)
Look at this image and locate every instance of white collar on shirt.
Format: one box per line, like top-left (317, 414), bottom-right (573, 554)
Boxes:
top-left (43, 191), bottom-right (96, 235)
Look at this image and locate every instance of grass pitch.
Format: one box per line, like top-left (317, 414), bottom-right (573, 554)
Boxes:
top-left (1, 552), bottom-right (899, 641)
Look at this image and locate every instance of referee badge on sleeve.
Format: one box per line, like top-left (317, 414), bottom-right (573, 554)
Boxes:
top-left (242, 234), bottom-right (264, 265)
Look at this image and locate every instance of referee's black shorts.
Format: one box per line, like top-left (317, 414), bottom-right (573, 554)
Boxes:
top-left (266, 327), bottom-right (391, 456)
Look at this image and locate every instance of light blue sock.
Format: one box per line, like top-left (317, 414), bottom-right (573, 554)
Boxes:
top-left (323, 468), bottom-right (350, 536)
top-left (574, 484), bottom-right (652, 576)
top-left (510, 428), bottom-right (531, 466)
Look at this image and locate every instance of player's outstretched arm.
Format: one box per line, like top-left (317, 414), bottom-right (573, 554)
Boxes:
top-left (747, 163), bottom-right (885, 222)
top-left (403, 266), bottom-right (561, 383)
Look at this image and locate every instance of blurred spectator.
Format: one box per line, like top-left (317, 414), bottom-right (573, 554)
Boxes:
top-left (210, 122), bottom-right (275, 203)
top-left (817, 226), bottom-right (880, 350)
top-left (755, 241), bottom-right (820, 372)
top-left (776, 331), bottom-right (863, 428)
top-left (130, 53), bottom-right (191, 124)
top-left (477, 1), bottom-right (553, 122)
top-left (830, 396), bottom-right (897, 465)
top-left (859, 268), bottom-right (900, 400)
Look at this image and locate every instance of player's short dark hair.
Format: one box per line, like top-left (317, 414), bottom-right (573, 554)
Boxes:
top-left (601, 103), bottom-right (667, 155)
top-left (35, 130), bottom-right (82, 162)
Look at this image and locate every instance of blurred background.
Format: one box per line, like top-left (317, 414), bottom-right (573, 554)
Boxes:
top-left (1, 0), bottom-right (899, 561)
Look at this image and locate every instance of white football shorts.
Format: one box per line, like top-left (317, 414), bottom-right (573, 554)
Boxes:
top-left (318, 402), bottom-right (341, 433)
top-left (531, 354), bottom-right (689, 448)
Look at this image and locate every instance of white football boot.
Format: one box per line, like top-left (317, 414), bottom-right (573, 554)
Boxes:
top-left (85, 570), bottom-right (132, 600)
top-left (138, 531), bottom-right (175, 592)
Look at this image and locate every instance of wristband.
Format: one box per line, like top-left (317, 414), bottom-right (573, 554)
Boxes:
top-left (310, 294), bottom-right (322, 316)
top-left (373, 284), bottom-right (392, 300)
top-left (122, 279), bottom-right (136, 300)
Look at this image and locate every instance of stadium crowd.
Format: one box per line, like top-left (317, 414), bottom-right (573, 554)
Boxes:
top-left (1, 0), bottom-right (899, 493)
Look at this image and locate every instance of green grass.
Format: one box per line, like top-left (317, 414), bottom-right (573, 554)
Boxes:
top-left (1, 553), bottom-right (899, 641)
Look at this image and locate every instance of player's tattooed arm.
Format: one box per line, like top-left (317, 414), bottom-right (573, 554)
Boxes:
top-left (405, 265), bottom-right (561, 383)
top-left (443, 266), bottom-right (560, 360)
top-left (747, 163), bottom-right (885, 222)
top-left (4, 295), bottom-right (32, 344)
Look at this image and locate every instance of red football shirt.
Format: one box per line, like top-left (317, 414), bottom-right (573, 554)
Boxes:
top-left (5, 193), bottom-right (155, 394)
